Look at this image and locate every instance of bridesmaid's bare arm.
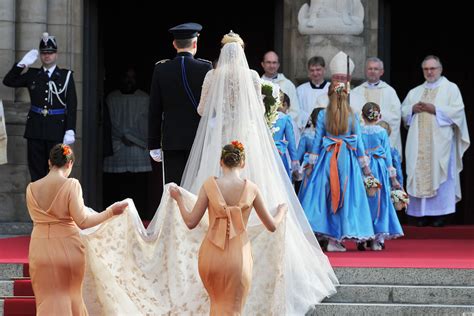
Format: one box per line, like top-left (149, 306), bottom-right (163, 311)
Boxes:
top-left (252, 188), bottom-right (287, 232)
top-left (69, 180), bottom-right (128, 229)
top-left (170, 185), bottom-right (208, 229)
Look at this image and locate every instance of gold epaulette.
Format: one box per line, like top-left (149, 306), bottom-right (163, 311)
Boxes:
top-left (155, 59), bottom-right (170, 65)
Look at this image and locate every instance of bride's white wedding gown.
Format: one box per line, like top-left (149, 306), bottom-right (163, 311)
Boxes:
top-left (81, 42), bottom-right (338, 315)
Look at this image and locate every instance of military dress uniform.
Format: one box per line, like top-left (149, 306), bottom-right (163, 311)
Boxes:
top-left (148, 23), bottom-right (212, 184)
top-left (3, 33), bottom-right (77, 181)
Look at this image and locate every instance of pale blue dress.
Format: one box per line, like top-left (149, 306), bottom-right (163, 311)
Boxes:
top-left (300, 110), bottom-right (374, 241)
top-left (361, 125), bottom-right (404, 240)
top-left (272, 112), bottom-right (297, 177)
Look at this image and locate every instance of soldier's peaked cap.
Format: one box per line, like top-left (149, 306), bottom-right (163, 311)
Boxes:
top-left (39, 32), bottom-right (57, 52)
top-left (169, 23), bottom-right (202, 40)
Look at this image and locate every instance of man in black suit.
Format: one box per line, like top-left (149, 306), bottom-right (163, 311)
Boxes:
top-left (148, 23), bottom-right (212, 184)
top-left (3, 32), bottom-right (77, 181)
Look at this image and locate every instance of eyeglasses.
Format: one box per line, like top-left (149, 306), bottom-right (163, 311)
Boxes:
top-left (422, 67), bottom-right (440, 72)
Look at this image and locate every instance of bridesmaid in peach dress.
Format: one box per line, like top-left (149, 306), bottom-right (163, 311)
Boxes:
top-left (26, 144), bottom-right (128, 316)
top-left (170, 141), bottom-right (287, 315)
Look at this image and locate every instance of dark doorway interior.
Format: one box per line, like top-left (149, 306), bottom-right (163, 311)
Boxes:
top-left (96, 2), bottom-right (277, 219)
top-left (387, 1), bottom-right (473, 224)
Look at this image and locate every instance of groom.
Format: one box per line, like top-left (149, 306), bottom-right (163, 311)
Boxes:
top-left (148, 22), bottom-right (212, 184)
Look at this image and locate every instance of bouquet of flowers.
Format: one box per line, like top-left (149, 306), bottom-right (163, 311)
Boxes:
top-left (364, 175), bottom-right (382, 197)
top-left (391, 189), bottom-right (410, 211)
top-left (261, 80), bottom-right (281, 134)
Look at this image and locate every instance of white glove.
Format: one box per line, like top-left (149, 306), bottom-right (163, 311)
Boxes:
top-left (18, 49), bottom-right (39, 67)
top-left (149, 149), bottom-right (162, 162)
top-left (63, 130), bottom-right (75, 145)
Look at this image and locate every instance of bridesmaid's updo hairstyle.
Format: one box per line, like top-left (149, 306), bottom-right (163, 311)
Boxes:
top-left (221, 141), bottom-right (245, 168)
top-left (49, 143), bottom-right (75, 168)
top-left (362, 102), bottom-right (381, 122)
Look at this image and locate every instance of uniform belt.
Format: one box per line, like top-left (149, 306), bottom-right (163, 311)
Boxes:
top-left (30, 105), bottom-right (66, 116)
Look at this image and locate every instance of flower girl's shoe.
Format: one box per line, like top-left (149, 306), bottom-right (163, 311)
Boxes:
top-left (327, 240), bottom-right (346, 252)
top-left (371, 241), bottom-right (383, 251)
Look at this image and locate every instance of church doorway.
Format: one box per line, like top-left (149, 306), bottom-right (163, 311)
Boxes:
top-left (83, 1), bottom-right (279, 218)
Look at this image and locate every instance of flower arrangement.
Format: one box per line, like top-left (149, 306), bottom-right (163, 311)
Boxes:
top-left (367, 108), bottom-right (381, 121)
top-left (62, 144), bottom-right (72, 158)
top-left (334, 82), bottom-right (347, 95)
top-left (391, 189), bottom-right (410, 211)
top-left (364, 175), bottom-right (382, 197)
top-left (261, 80), bottom-right (281, 134)
top-left (231, 140), bottom-right (244, 152)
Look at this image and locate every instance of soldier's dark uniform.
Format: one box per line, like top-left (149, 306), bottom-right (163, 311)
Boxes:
top-left (3, 34), bottom-right (77, 181)
top-left (148, 23), bottom-right (212, 184)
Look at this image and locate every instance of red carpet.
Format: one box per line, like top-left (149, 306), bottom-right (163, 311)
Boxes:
top-left (3, 298), bottom-right (35, 316)
top-left (326, 225), bottom-right (474, 269)
top-left (13, 280), bottom-right (34, 296)
top-left (1, 226), bottom-right (473, 268)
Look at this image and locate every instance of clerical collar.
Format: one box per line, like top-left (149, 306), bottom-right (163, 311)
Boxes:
top-left (367, 81), bottom-right (380, 88)
top-left (310, 80), bottom-right (327, 89)
top-left (263, 74), bottom-right (278, 81)
top-left (425, 77), bottom-right (443, 89)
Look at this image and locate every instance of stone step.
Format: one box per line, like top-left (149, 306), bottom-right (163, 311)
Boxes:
top-left (0, 281), bottom-right (12, 297)
top-left (326, 284), bottom-right (474, 305)
top-left (0, 222), bottom-right (32, 235)
top-left (0, 264), bottom-right (23, 280)
top-left (334, 267), bottom-right (474, 286)
top-left (306, 302), bottom-right (474, 316)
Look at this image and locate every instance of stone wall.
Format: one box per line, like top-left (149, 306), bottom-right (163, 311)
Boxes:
top-left (0, 0), bottom-right (82, 224)
top-left (283, 0), bottom-right (378, 85)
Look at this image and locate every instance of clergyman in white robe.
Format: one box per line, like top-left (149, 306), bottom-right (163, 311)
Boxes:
top-left (353, 80), bottom-right (402, 155)
top-left (297, 79), bottom-right (329, 129)
top-left (401, 75), bottom-right (470, 217)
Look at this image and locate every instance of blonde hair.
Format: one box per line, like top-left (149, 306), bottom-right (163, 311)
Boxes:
top-left (221, 30), bottom-right (244, 47)
top-left (325, 82), bottom-right (353, 135)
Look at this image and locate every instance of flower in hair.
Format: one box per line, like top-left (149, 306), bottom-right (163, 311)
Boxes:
top-left (367, 109), bottom-right (380, 121)
top-left (62, 144), bottom-right (72, 157)
top-left (231, 140), bottom-right (244, 152)
top-left (334, 82), bottom-right (347, 95)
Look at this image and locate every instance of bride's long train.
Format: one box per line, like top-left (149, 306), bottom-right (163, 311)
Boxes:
top-left (80, 41), bottom-right (338, 315)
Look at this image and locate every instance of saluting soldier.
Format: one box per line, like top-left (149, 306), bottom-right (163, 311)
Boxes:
top-left (3, 32), bottom-right (77, 181)
top-left (148, 22), bottom-right (212, 184)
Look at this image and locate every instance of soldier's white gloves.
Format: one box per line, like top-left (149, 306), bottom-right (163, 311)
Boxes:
top-left (18, 49), bottom-right (39, 68)
top-left (63, 130), bottom-right (75, 145)
top-left (150, 149), bottom-right (162, 162)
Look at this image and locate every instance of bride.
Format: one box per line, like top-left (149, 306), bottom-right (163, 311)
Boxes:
top-left (81, 31), bottom-right (338, 315)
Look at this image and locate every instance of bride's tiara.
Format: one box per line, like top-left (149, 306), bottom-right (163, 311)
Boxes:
top-left (221, 30), bottom-right (244, 47)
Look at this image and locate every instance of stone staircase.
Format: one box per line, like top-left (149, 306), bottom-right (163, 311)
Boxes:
top-left (0, 263), bottom-right (34, 316)
top-left (1, 263), bottom-right (473, 315)
top-left (307, 267), bottom-right (474, 315)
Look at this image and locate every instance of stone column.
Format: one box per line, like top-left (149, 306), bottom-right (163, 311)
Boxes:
top-left (47, 0), bottom-right (83, 179)
top-left (0, 0), bottom-right (16, 101)
top-left (15, 0), bottom-right (48, 102)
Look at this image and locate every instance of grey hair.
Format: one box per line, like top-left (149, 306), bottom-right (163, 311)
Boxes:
top-left (421, 55), bottom-right (443, 69)
top-left (366, 57), bottom-right (384, 69)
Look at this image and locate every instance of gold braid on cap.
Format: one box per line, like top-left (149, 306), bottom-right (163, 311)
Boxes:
top-left (221, 30), bottom-right (244, 47)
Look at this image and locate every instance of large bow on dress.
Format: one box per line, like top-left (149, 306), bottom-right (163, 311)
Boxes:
top-left (323, 135), bottom-right (358, 214)
top-left (207, 205), bottom-right (246, 250)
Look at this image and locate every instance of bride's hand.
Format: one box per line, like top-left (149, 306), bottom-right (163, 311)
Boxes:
top-left (169, 185), bottom-right (182, 201)
top-left (109, 201), bottom-right (128, 215)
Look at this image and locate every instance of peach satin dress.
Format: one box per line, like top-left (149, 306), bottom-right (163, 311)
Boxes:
top-left (199, 177), bottom-right (258, 316)
top-left (26, 178), bottom-right (112, 316)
